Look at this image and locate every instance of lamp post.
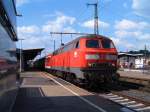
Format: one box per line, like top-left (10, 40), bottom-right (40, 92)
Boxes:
top-left (17, 12), bottom-right (23, 72)
top-left (19, 38), bottom-right (24, 73)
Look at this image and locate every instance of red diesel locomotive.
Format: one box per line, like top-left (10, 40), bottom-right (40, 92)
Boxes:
top-left (45, 35), bottom-right (118, 84)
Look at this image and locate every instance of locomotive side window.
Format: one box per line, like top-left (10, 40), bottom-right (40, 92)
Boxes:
top-left (102, 39), bottom-right (115, 48)
top-left (86, 40), bottom-right (100, 48)
top-left (62, 43), bottom-right (74, 53)
top-left (75, 41), bottom-right (79, 48)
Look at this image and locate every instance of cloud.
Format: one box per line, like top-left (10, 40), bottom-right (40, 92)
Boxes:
top-left (17, 13), bottom-right (77, 54)
top-left (103, 0), bottom-right (112, 3)
top-left (63, 27), bottom-right (76, 33)
top-left (114, 18), bottom-right (150, 50)
top-left (16, 0), bottom-right (49, 7)
top-left (18, 25), bottom-right (40, 34)
top-left (17, 30), bottom-right (52, 51)
top-left (123, 3), bottom-right (128, 8)
top-left (16, 0), bottom-right (29, 7)
top-left (132, 0), bottom-right (150, 18)
top-left (115, 30), bottom-right (142, 38)
top-left (138, 33), bottom-right (150, 40)
top-left (110, 38), bottom-right (121, 45)
top-left (17, 25), bottom-right (48, 49)
top-left (81, 19), bottom-right (110, 29)
top-left (115, 19), bottom-right (150, 30)
top-left (111, 37), bottom-right (135, 50)
top-left (42, 13), bottom-right (76, 33)
top-left (115, 27), bottom-right (150, 41)
top-left (114, 19), bottom-right (150, 40)
top-left (115, 29), bottom-right (150, 40)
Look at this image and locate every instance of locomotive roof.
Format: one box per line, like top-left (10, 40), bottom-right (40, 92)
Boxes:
top-left (54, 34), bottom-right (111, 52)
top-left (66, 34), bottom-right (111, 45)
top-left (77, 34), bottom-right (110, 40)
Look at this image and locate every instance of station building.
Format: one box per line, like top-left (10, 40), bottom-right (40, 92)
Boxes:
top-left (118, 52), bottom-right (150, 69)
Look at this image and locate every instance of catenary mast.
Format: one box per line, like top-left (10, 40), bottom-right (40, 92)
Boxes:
top-left (87, 0), bottom-right (99, 35)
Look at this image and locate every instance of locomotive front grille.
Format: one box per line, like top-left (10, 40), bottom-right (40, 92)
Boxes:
top-left (90, 63), bottom-right (115, 69)
top-left (81, 63), bottom-right (117, 72)
top-left (90, 63), bottom-right (111, 67)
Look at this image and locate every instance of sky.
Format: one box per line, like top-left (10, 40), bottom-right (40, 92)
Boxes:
top-left (16, 0), bottom-right (150, 57)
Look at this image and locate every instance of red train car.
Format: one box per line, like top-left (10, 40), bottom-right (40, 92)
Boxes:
top-left (45, 35), bottom-right (119, 84)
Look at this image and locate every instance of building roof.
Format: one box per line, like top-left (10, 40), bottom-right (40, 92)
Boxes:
top-left (16, 48), bottom-right (44, 61)
top-left (118, 52), bottom-right (144, 57)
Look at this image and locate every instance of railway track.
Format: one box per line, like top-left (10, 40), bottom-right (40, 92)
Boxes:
top-left (76, 79), bottom-right (150, 111)
top-left (46, 71), bottom-right (150, 112)
top-left (94, 82), bottom-right (150, 112)
top-left (100, 92), bottom-right (150, 112)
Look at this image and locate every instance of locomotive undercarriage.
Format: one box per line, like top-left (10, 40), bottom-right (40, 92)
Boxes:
top-left (81, 63), bottom-right (119, 85)
top-left (83, 70), bottom-right (118, 83)
top-left (46, 63), bottom-right (119, 88)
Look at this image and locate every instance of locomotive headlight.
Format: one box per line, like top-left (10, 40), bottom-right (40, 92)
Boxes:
top-left (85, 54), bottom-right (100, 60)
top-left (112, 63), bottom-right (116, 67)
top-left (88, 63), bottom-right (92, 67)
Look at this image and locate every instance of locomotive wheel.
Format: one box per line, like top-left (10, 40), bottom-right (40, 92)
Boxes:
top-left (62, 73), bottom-right (67, 80)
top-left (108, 73), bottom-right (120, 85)
top-left (87, 81), bottom-right (99, 90)
top-left (66, 73), bottom-right (75, 83)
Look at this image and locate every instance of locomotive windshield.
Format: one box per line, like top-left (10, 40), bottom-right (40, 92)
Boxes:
top-left (101, 39), bottom-right (115, 48)
top-left (86, 40), bottom-right (100, 48)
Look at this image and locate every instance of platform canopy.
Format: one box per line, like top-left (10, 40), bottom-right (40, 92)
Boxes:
top-left (17, 48), bottom-right (44, 61)
top-left (22, 48), bottom-right (44, 61)
top-left (118, 52), bottom-right (143, 57)
top-left (16, 48), bottom-right (44, 70)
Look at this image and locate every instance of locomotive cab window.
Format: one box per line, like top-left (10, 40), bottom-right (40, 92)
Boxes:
top-left (86, 40), bottom-right (100, 48)
top-left (102, 39), bottom-right (115, 48)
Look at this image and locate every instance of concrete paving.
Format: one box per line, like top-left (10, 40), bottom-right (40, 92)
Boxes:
top-left (119, 70), bottom-right (150, 80)
top-left (12, 72), bottom-right (135, 112)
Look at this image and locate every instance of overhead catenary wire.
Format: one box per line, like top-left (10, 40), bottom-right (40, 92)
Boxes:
top-left (50, 32), bottom-right (92, 35)
top-left (50, 32), bottom-right (95, 47)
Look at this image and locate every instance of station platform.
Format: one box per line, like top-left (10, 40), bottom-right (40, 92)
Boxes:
top-left (118, 70), bottom-right (150, 86)
top-left (12, 71), bottom-right (133, 112)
